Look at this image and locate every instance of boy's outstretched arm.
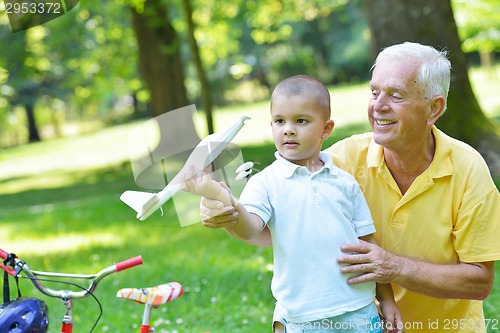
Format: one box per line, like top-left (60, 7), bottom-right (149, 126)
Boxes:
top-left (183, 168), bottom-right (265, 240)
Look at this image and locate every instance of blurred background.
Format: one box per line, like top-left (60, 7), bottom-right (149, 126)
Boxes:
top-left (0, 0), bottom-right (499, 332)
top-left (0, 0), bottom-right (499, 151)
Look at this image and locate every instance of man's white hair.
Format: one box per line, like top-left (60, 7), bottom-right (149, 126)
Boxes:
top-left (372, 42), bottom-right (451, 112)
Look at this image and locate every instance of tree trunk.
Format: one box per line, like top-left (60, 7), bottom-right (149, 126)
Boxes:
top-left (364, 0), bottom-right (500, 177)
top-left (130, 0), bottom-right (189, 117)
top-left (181, 0), bottom-right (214, 134)
top-left (129, 1), bottom-right (201, 196)
top-left (24, 103), bottom-right (41, 143)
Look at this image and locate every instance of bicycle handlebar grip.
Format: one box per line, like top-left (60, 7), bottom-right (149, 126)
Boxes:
top-left (115, 256), bottom-right (143, 272)
top-left (0, 249), bottom-right (17, 276)
top-left (0, 248), bottom-right (9, 260)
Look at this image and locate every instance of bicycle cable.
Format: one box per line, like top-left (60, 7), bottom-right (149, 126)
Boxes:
top-left (18, 275), bottom-right (103, 333)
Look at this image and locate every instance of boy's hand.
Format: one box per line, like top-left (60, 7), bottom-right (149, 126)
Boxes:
top-left (182, 166), bottom-right (211, 196)
top-left (182, 166), bottom-right (233, 206)
top-left (379, 299), bottom-right (403, 333)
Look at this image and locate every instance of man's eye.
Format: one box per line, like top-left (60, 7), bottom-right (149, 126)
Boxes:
top-left (391, 94), bottom-right (403, 101)
top-left (371, 90), bottom-right (379, 98)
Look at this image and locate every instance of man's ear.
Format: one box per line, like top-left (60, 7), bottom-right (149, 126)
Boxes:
top-left (322, 119), bottom-right (335, 140)
top-left (428, 96), bottom-right (446, 126)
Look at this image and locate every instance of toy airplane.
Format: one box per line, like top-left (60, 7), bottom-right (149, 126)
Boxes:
top-left (120, 115), bottom-right (251, 221)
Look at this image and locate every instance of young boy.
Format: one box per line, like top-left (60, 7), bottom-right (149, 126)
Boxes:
top-left (183, 75), bottom-right (401, 333)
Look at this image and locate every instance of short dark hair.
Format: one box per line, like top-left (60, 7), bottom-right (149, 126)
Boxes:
top-left (271, 75), bottom-right (331, 119)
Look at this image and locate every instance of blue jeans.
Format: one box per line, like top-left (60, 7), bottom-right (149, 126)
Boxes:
top-left (275, 302), bottom-right (382, 333)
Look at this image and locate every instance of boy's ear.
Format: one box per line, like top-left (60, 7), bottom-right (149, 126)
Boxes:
top-left (322, 119), bottom-right (335, 140)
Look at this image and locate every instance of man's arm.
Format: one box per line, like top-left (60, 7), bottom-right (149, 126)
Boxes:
top-left (337, 240), bottom-right (495, 300)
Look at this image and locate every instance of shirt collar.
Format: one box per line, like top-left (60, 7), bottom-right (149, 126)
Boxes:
top-left (366, 135), bottom-right (384, 169)
top-left (428, 126), bottom-right (453, 178)
top-left (275, 151), bottom-right (338, 178)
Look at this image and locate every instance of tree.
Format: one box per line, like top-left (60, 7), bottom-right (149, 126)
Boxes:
top-left (0, 1), bottom-right (143, 145)
top-left (181, 0), bottom-right (214, 133)
top-left (364, 0), bottom-right (500, 177)
top-left (452, 0), bottom-right (500, 71)
top-left (129, 0), bottom-right (189, 116)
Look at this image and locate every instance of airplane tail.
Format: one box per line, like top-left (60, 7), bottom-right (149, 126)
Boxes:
top-left (120, 185), bottom-right (179, 220)
top-left (119, 190), bottom-right (157, 214)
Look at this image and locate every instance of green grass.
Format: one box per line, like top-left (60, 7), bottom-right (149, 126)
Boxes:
top-left (0, 122), bottom-right (280, 332)
top-left (1, 67), bottom-right (500, 332)
top-left (1, 158), bottom-right (276, 333)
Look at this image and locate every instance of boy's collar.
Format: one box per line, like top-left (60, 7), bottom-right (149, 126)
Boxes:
top-left (275, 151), bottom-right (337, 178)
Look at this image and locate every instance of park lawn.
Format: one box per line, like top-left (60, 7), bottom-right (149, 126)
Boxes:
top-left (0, 145), bottom-right (276, 333)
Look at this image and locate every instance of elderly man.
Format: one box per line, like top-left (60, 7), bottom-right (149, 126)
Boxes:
top-left (201, 42), bottom-right (500, 333)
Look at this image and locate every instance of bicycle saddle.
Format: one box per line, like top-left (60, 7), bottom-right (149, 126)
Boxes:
top-left (116, 282), bottom-right (183, 306)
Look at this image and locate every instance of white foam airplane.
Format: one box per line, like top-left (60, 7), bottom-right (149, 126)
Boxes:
top-left (120, 116), bottom-right (251, 221)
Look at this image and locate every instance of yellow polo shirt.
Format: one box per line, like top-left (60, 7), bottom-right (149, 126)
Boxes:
top-left (326, 126), bottom-right (500, 332)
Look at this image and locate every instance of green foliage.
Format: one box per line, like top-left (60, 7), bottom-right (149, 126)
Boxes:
top-left (188, 0), bottom-right (372, 106)
top-left (0, 0), bottom-right (498, 147)
top-left (452, 0), bottom-right (500, 52)
top-left (0, 0), bottom-right (144, 145)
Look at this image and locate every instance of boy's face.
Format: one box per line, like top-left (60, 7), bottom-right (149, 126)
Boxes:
top-left (270, 94), bottom-right (334, 168)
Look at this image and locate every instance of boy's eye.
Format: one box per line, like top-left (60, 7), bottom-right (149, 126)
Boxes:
top-left (274, 119), bottom-right (284, 124)
top-left (297, 119), bottom-right (308, 124)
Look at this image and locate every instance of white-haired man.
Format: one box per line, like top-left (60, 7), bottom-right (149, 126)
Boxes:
top-left (201, 42), bottom-right (500, 333)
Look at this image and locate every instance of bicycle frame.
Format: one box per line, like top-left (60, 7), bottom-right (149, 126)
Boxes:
top-left (1, 248), bottom-right (143, 333)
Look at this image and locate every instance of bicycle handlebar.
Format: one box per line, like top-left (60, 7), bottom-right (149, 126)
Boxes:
top-left (0, 248), bottom-right (9, 260)
top-left (115, 256), bottom-right (143, 272)
top-left (0, 247), bottom-right (143, 300)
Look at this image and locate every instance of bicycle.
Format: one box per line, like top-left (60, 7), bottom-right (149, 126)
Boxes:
top-left (1, 248), bottom-right (185, 333)
top-left (1, 247), bottom-right (143, 333)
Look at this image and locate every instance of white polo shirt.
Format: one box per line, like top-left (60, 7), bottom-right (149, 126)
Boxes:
top-left (240, 151), bottom-right (376, 323)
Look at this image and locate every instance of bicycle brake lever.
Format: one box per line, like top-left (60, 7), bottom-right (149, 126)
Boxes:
top-left (0, 263), bottom-right (17, 276)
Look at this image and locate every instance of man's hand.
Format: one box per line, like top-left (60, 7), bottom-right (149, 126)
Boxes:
top-left (337, 240), bottom-right (400, 284)
top-left (199, 182), bottom-right (240, 228)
